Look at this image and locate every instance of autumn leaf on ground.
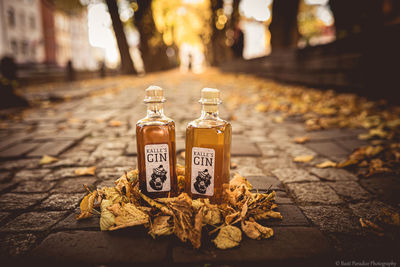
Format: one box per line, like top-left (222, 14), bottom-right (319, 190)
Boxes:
top-left (39, 155), bottom-right (58, 165)
top-left (230, 162), bottom-right (238, 169)
top-left (293, 155), bottom-right (314, 163)
top-left (74, 166), bottom-right (96, 176)
top-left (241, 219), bottom-right (274, 240)
top-left (273, 116), bottom-right (284, 123)
top-left (109, 120), bottom-right (123, 127)
top-left (294, 136), bottom-right (310, 144)
top-left (360, 218), bottom-right (384, 236)
top-left (149, 216), bottom-right (173, 238)
top-left (68, 117), bottom-right (81, 124)
top-left (316, 160), bottom-right (337, 168)
top-left (176, 164), bottom-right (185, 176)
top-left (107, 202), bottom-right (149, 231)
top-left (213, 225), bottom-right (242, 249)
top-left (177, 175), bottom-right (185, 193)
top-left (255, 103), bottom-right (268, 112)
top-left (76, 190), bottom-right (97, 220)
top-left (100, 200), bottom-right (115, 231)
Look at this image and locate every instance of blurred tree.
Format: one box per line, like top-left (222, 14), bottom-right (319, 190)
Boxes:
top-left (329, 0), bottom-right (384, 39)
top-left (269, 0), bottom-right (300, 50)
top-left (208, 0), bottom-right (240, 65)
top-left (105, 0), bottom-right (136, 74)
top-left (133, 0), bottom-right (171, 72)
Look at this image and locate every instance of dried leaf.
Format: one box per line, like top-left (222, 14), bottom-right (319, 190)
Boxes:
top-left (76, 190), bottom-right (97, 220)
top-left (316, 160), bottom-right (337, 168)
top-left (294, 136), bottom-right (310, 144)
top-left (293, 155), bottom-right (314, 163)
top-left (360, 218), bottom-right (384, 236)
top-left (74, 166), bottom-right (96, 176)
top-left (177, 175), bottom-right (185, 193)
top-left (253, 210), bottom-right (283, 221)
top-left (378, 208), bottom-right (400, 227)
top-left (202, 201), bottom-right (222, 226)
top-left (98, 187), bottom-right (125, 204)
top-left (140, 192), bottom-right (174, 216)
top-left (107, 202), bottom-right (149, 230)
top-left (149, 216), bottom-right (173, 238)
top-left (189, 208), bottom-right (204, 249)
top-left (230, 162), bottom-right (238, 169)
top-left (109, 120), bottom-right (123, 127)
top-left (100, 199), bottom-right (115, 231)
top-left (273, 116), bottom-right (284, 123)
top-left (229, 173), bottom-right (252, 190)
top-left (115, 174), bottom-right (132, 199)
top-left (176, 164), bottom-right (185, 176)
top-left (241, 220), bottom-right (274, 240)
top-left (213, 225), bottom-right (242, 249)
top-left (39, 155), bottom-right (58, 165)
top-left (255, 103), bottom-right (268, 112)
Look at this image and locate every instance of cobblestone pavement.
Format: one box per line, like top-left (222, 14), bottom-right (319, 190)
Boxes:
top-left (0, 69), bottom-right (399, 266)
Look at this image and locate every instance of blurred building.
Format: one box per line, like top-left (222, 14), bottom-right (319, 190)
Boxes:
top-left (0, 0), bottom-right (96, 70)
top-left (54, 9), bottom-right (96, 70)
top-left (0, 0), bottom-right (45, 64)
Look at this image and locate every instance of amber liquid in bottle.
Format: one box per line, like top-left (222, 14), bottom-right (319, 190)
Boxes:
top-left (136, 87), bottom-right (177, 198)
top-left (185, 88), bottom-right (231, 204)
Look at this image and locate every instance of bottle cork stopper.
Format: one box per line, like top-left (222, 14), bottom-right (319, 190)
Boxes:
top-left (200, 88), bottom-right (221, 104)
top-left (144, 85), bottom-right (165, 103)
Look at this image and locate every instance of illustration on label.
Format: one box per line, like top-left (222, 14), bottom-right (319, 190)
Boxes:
top-left (145, 144), bottom-right (170, 192)
top-left (191, 147), bottom-right (215, 196)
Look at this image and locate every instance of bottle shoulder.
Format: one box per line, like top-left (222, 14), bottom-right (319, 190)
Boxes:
top-left (187, 117), bottom-right (230, 129)
top-left (137, 115), bottom-right (175, 127)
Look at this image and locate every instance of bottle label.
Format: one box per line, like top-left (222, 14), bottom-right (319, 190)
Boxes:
top-left (145, 144), bottom-right (171, 192)
top-left (191, 147), bottom-right (215, 196)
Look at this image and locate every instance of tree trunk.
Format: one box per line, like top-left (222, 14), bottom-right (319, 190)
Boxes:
top-left (269, 0), bottom-right (300, 51)
top-left (105, 0), bottom-right (136, 74)
top-left (208, 0), bottom-right (233, 66)
top-left (134, 0), bottom-right (171, 72)
top-left (329, 0), bottom-right (384, 39)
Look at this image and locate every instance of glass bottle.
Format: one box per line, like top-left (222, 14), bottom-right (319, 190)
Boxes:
top-left (136, 86), bottom-right (177, 198)
top-left (185, 88), bottom-right (231, 204)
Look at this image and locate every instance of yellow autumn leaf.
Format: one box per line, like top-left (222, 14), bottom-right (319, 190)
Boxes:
top-left (109, 120), bottom-right (123, 127)
top-left (74, 166), bottom-right (96, 176)
top-left (213, 225), bottom-right (242, 249)
top-left (316, 160), bottom-right (337, 168)
top-left (294, 136), bottom-right (310, 144)
top-left (149, 216), bottom-right (174, 238)
top-left (273, 116), bottom-right (284, 123)
top-left (293, 155), bottom-right (315, 163)
top-left (76, 190), bottom-right (97, 220)
top-left (100, 199), bottom-right (115, 231)
top-left (39, 155), bottom-right (58, 165)
top-left (241, 220), bottom-right (274, 240)
top-left (107, 202), bottom-right (149, 231)
top-left (255, 103), bottom-right (268, 112)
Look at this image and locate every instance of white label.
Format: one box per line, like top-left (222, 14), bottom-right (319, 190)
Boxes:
top-left (145, 144), bottom-right (171, 192)
top-left (191, 147), bottom-right (215, 196)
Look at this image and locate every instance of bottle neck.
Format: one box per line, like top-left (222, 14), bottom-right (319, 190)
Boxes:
top-left (146, 102), bottom-right (164, 117)
top-left (200, 104), bottom-right (219, 120)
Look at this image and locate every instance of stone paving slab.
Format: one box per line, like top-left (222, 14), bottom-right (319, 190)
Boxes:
top-left (27, 140), bottom-right (76, 157)
top-left (172, 227), bottom-right (331, 264)
top-left (31, 230), bottom-right (170, 265)
top-left (286, 182), bottom-right (344, 205)
top-left (0, 142), bottom-right (40, 158)
top-left (0, 211), bottom-right (68, 232)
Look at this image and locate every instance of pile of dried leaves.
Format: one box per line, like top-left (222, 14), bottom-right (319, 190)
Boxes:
top-left (76, 166), bottom-right (282, 249)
